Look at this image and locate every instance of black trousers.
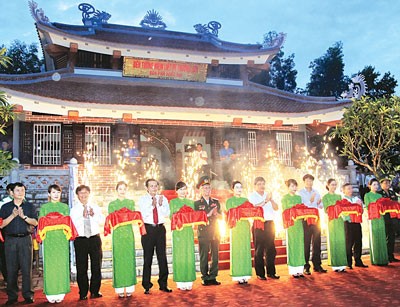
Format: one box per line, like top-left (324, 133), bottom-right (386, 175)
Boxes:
top-left (344, 222), bottom-right (363, 266)
top-left (198, 237), bottom-right (220, 281)
top-left (253, 221), bottom-right (276, 276)
top-left (4, 235), bottom-right (33, 301)
top-left (141, 224), bottom-right (168, 290)
top-left (0, 230), bottom-right (7, 282)
top-left (303, 221), bottom-right (322, 270)
top-left (384, 213), bottom-right (396, 260)
top-left (74, 235), bottom-right (102, 297)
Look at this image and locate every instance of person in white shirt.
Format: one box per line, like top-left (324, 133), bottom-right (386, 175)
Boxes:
top-left (248, 177), bottom-right (280, 280)
top-left (193, 143), bottom-right (210, 177)
top-left (70, 185), bottom-right (105, 301)
top-left (298, 174), bottom-right (327, 274)
top-left (342, 183), bottom-right (368, 268)
top-left (138, 179), bottom-right (171, 294)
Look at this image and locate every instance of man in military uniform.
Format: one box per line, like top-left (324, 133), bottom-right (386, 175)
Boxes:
top-left (194, 176), bottom-right (222, 286)
top-left (379, 178), bottom-right (400, 263)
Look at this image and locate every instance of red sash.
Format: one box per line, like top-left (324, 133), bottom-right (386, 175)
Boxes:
top-left (326, 199), bottom-right (363, 223)
top-left (171, 205), bottom-right (208, 231)
top-left (368, 198), bottom-right (400, 220)
top-left (104, 207), bottom-right (146, 236)
top-left (282, 204), bottom-right (319, 229)
top-left (37, 212), bottom-right (78, 243)
top-left (226, 201), bottom-right (264, 230)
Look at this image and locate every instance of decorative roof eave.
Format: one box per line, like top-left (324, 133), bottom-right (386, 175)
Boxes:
top-left (35, 22), bottom-right (279, 65)
top-left (3, 88), bottom-right (348, 126)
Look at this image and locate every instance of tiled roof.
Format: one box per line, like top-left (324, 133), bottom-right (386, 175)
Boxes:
top-left (0, 73), bottom-right (350, 114)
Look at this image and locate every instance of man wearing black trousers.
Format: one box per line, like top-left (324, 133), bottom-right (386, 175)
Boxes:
top-left (138, 179), bottom-right (171, 294)
top-left (70, 185), bottom-right (105, 301)
top-left (379, 178), bottom-right (400, 263)
top-left (194, 176), bottom-right (222, 286)
top-left (298, 174), bottom-right (327, 275)
top-left (342, 183), bottom-right (368, 268)
top-left (248, 177), bottom-right (280, 280)
top-left (0, 183), bottom-right (37, 305)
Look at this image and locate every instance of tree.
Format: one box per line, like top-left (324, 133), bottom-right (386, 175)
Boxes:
top-left (251, 48), bottom-right (297, 92)
top-left (332, 96), bottom-right (400, 178)
top-left (0, 47), bottom-right (17, 175)
top-left (0, 40), bottom-right (42, 74)
top-left (357, 65), bottom-right (398, 98)
top-left (306, 42), bottom-right (349, 97)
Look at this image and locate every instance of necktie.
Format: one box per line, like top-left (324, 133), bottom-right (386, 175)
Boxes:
top-left (83, 206), bottom-right (91, 238)
top-left (152, 197), bottom-right (159, 225)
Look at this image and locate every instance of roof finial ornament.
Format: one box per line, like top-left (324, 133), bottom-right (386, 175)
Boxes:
top-left (140, 10), bottom-right (167, 30)
top-left (340, 75), bottom-right (367, 100)
top-left (262, 31), bottom-right (286, 49)
top-left (78, 3), bottom-right (111, 26)
top-left (193, 21), bottom-right (222, 37)
top-left (29, 0), bottom-right (50, 24)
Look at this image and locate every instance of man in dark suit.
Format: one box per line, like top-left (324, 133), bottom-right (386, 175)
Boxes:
top-left (194, 176), bottom-right (222, 286)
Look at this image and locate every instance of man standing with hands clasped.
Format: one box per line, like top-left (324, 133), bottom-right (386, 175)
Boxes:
top-left (298, 174), bottom-right (327, 275)
top-left (138, 179), bottom-right (172, 294)
top-left (248, 177), bottom-right (280, 280)
top-left (194, 176), bottom-right (222, 286)
top-left (0, 182), bottom-right (38, 305)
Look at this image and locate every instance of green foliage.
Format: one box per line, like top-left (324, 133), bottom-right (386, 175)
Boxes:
top-left (0, 150), bottom-right (17, 176)
top-left (307, 42), bottom-right (349, 97)
top-left (332, 96), bottom-right (400, 177)
top-left (0, 47), bottom-right (12, 68)
top-left (0, 40), bottom-right (43, 74)
top-left (251, 47), bottom-right (297, 92)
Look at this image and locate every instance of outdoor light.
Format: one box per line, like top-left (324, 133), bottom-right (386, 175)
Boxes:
top-left (274, 120), bottom-right (283, 127)
top-left (122, 113), bottom-right (132, 122)
top-left (68, 110), bottom-right (79, 120)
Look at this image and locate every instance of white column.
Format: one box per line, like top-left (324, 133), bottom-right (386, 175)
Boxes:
top-left (68, 157), bottom-right (79, 275)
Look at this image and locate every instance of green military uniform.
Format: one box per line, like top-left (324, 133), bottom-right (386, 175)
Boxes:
top-left (194, 196), bottom-right (221, 283)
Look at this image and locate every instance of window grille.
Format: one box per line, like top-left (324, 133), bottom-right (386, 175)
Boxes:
top-left (247, 131), bottom-right (257, 166)
top-left (85, 125), bottom-right (111, 165)
top-left (239, 137), bottom-right (246, 154)
top-left (33, 123), bottom-right (62, 165)
top-left (276, 132), bottom-right (293, 166)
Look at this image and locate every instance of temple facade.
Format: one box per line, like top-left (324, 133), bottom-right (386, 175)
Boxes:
top-left (0, 1), bottom-right (351, 195)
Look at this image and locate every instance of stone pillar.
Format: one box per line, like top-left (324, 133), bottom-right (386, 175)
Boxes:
top-left (68, 158), bottom-right (78, 275)
top-left (9, 161), bottom-right (20, 183)
top-left (346, 160), bottom-right (359, 195)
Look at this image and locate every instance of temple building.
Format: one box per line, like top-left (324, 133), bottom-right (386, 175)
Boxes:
top-left (0, 1), bottom-right (351, 193)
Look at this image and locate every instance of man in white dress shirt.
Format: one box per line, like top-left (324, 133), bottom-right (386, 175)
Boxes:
top-left (138, 179), bottom-right (172, 294)
top-left (70, 185), bottom-right (105, 301)
top-left (298, 174), bottom-right (327, 274)
top-left (248, 177), bottom-right (280, 280)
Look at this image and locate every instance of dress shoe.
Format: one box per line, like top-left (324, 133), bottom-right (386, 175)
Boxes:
top-left (201, 280), bottom-right (210, 286)
top-left (303, 269), bottom-right (311, 275)
top-left (144, 289), bottom-right (150, 294)
top-left (79, 295), bottom-right (88, 300)
top-left (293, 274), bottom-right (300, 279)
top-left (24, 297), bottom-right (35, 304)
top-left (5, 299), bottom-right (17, 305)
top-left (267, 274), bottom-right (280, 279)
top-left (208, 279), bottom-right (221, 285)
top-left (159, 287), bottom-right (173, 292)
top-left (314, 267), bottom-right (327, 273)
top-left (257, 275), bottom-right (267, 280)
top-left (355, 263), bottom-right (368, 268)
top-left (389, 258), bottom-right (400, 262)
top-left (90, 292), bottom-right (103, 298)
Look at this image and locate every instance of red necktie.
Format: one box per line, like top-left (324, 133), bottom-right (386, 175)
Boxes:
top-left (152, 197), bottom-right (159, 224)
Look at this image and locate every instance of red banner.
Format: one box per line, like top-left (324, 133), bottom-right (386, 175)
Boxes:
top-left (282, 204), bottom-right (319, 229)
top-left (123, 57), bottom-right (208, 82)
top-left (37, 212), bottom-right (78, 243)
top-left (368, 198), bottom-right (400, 220)
top-left (226, 201), bottom-right (264, 229)
top-left (171, 205), bottom-right (208, 231)
top-left (326, 199), bottom-right (363, 223)
top-left (104, 207), bottom-right (146, 236)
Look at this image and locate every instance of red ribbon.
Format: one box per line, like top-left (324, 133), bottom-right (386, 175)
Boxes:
top-left (368, 198), bottom-right (400, 220)
top-left (326, 199), bottom-right (363, 223)
top-left (37, 212), bottom-right (78, 243)
top-left (0, 218), bottom-right (3, 242)
top-left (171, 205), bottom-right (208, 231)
top-left (104, 207), bottom-right (147, 236)
top-left (226, 201), bottom-right (265, 229)
top-left (282, 204), bottom-right (319, 229)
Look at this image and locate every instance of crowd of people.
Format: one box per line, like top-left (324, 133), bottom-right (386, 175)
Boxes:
top-left (0, 173), bottom-right (398, 305)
